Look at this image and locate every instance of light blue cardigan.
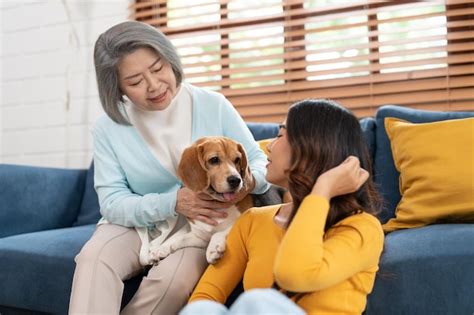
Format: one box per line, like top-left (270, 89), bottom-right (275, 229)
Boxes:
top-left (93, 85), bottom-right (270, 227)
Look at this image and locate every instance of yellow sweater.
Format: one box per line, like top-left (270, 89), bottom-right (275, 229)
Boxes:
top-left (189, 195), bottom-right (384, 315)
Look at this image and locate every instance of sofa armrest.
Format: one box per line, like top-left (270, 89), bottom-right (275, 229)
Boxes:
top-left (0, 164), bottom-right (87, 238)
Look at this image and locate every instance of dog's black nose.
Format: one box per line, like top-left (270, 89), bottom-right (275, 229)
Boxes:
top-left (227, 176), bottom-right (241, 189)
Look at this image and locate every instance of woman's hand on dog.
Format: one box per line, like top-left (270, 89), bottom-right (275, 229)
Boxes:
top-left (176, 187), bottom-right (231, 226)
top-left (311, 156), bottom-right (369, 201)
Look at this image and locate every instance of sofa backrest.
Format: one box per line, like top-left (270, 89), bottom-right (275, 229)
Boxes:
top-left (373, 105), bottom-right (474, 223)
top-left (246, 122), bottom-right (280, 141)
top-left (73, 162), bottom-right (101, 226)
top-left (0, 164), bottom-right (86, 238)
top-left (359, 117), bottom-right (376, 162)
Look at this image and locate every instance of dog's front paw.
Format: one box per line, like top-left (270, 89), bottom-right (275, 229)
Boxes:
top-left (149, 245), bottom-right (171, 261)
top-left (148, 248), bottom-right (160, 263)
top-left (206, 238), bottom-right (226, 264)
top-left (148, 242), bottom-right (161, 262)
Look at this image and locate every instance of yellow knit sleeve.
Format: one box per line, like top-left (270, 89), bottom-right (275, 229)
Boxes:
top-left (273, 195), bottom-right (384, 292)
top-left (188, 210), bottom-right (252, 303)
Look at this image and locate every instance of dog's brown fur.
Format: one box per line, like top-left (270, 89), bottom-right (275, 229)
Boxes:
top-left (177, 136), bottom-right (255, 212)
top-left (145, 136), bottom-right (284, 265)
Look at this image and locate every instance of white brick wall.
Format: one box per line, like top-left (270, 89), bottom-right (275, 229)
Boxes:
top-left (1, 0), bottom-right (130, 168)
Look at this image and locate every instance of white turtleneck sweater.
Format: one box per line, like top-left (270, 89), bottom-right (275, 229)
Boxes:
top-left (125, 83), bottom-right (192, 176)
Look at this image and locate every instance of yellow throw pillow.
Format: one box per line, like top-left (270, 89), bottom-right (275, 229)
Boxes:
top-left (382, 117), bottom-right (474, 233)
top-left (257, 138), bottom-right (273, 156)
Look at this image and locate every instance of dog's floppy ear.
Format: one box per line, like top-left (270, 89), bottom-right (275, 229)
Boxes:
top-left (237, 143), bottom-right (255, 192)
top-left (178, 143), bottom-right (209, 192)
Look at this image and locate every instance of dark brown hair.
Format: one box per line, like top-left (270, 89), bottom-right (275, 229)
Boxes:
top-left (285, 99), bottom-right (380, 230)
top-left (273, 99), bottom-right (381, 298)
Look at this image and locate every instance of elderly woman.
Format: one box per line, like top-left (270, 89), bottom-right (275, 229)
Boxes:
top-left (68, 21), bottom-right (269, 315)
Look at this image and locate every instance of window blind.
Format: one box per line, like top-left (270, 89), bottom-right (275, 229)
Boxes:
top-left (130, 0), bottom-right (474, 122)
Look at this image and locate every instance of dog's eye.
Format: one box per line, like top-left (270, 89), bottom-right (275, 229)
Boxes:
top-left (234, 157), bottom-right (241, 165)
top-left (209, 157), bottom-right (220, 165)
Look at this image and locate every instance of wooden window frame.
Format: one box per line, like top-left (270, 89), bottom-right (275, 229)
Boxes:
top-left (130, 0), bottom-right (474, 121)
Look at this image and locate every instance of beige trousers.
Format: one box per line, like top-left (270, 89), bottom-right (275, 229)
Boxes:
top-left (69, 223), bottom-right (208, 315)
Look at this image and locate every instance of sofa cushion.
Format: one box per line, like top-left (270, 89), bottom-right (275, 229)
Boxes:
top-left (0, 224), bottom-right (152, 314)
top-left (366, 224), bottom-right (474, 314)
top-left (0, 225), bottom-right (96, 314)
top-left (73, 162), bottom-right (101, 226)
top-left (382, 117), bottom-right (474, 232)
top-left (374, 105), bottom-right (474, 223)
top-left (0, 164), bottom-right (86, 238)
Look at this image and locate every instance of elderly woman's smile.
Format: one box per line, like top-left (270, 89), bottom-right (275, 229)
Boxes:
top-left (118, 47), bottom-right (178, 111)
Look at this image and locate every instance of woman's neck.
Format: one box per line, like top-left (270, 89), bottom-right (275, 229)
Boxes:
top-left (273, 203), bottom-right (293, 228)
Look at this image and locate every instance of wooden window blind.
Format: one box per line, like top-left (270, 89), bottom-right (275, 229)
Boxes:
top-left (130, 0), bottom-right (474, 122)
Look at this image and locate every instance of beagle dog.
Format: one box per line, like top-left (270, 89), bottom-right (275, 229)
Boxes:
top-left (148, 136), bottom-right (255, 264)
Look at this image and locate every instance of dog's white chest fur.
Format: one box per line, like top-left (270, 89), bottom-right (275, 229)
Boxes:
top-left (140, 205), bottom-right (241, 265)
top-left (190, 205), bottom-right (241, 240)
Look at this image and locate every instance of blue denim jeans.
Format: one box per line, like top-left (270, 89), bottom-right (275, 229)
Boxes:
top-left (180, 288), bottom-right (306, 315)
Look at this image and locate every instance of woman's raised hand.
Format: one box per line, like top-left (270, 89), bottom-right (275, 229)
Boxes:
top-left (175, 187), bottom-right (231, 226)
top-left (311, 156), bottom-right (369, 201)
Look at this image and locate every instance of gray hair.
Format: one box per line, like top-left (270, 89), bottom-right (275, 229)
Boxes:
top-left (94, 21), bottom-right (184, 125)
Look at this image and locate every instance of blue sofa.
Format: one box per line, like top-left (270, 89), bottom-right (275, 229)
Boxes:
top-left (0, 105), bottom-right (473, 315)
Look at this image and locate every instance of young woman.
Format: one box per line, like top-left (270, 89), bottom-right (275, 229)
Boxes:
top-left (68, 21), bottom-right (269, 315)
top-left (181, 99), bottom-right (384, 315)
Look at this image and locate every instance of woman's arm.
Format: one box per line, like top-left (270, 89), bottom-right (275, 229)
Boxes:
top-left (274, 157), bottom-right (383, 292)
top-left (221, 98), bottom-right (270, 195)
top-left (273, 195), bottom-right (383, 292)
top-left (93, 123), bottom-right (178, 227)
top-left (189, 211), bottom-right (252, 303)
